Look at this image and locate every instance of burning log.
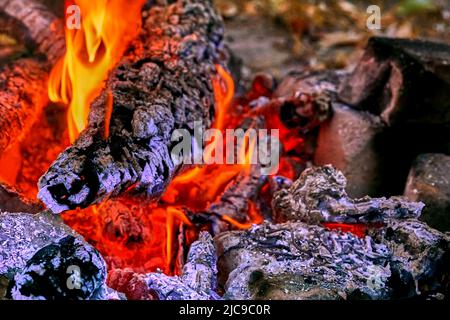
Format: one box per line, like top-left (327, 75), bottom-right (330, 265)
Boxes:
top-left (38, 0), bottom-right (226, 213)
top-left (108, 232), bottom-right (220, 300)
top-left (272, 165), bottom-right (424, 224)
top-left (0, 58), bottom-right (49, 154)
top-left (0, 0), bottom-right (65, 64)
top-left (0, 0), bottom-right (64, 153)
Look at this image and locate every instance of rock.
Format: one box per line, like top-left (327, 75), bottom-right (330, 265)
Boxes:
top-left (215, 222), bottom-right (394, 300)
top-left (314, 104), bottom-right (386, 197)
top-left (272, 165), bottom-right (423, 224)
top-left (404, 153), bottom-right (450, 231)
top-left (7, 235), bottom-right (108, 300)
top-left (338, 37), bottom-right (450, 127)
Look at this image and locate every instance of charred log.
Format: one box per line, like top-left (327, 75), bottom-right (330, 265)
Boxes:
top-left (0, 0), bottom-right (65, 64)
top-left (0, 182), bottom-right (43, 213)
top-left (0, 58), bottom-right (49, 153)
top-left (0, 0), bottom-right (64, 154)
top-left (38, 0), bottom-right (226, 213)
top-left (272, 165), bottom-right (424, 224)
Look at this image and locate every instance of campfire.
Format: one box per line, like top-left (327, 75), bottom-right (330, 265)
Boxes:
top-left (0, 0), bottom-right (449, 301)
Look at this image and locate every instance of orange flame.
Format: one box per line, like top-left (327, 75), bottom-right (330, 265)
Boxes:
top-left (48, 0), bottom-right (145, 142)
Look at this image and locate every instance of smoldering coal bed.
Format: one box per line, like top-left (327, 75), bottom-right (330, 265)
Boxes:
top-left (0, 0), bottom-right (449, 301)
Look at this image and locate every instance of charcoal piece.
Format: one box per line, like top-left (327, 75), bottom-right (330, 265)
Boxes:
top-left (107, 269), bottom-right (158, 300)
top-left (7, 235), bottom-right (108, 300)
top-left (215, 222), bottom-right (393, 300)
top-left (181, 232), bottom-right (218, 294)
top-left (0, 58), bottom-right (49, 153)
top-left (0, 211), bottom-right (79, 299)
top-left (0, 0), bottom-right (65, 153)
top-left (272, 165), bottom-right (424, 224)
top-left (0, 0), bottom-right (65, 64)
top-left (108, 232), bottom-right (220, 300)
top-left (248, 71), bottom-right (337, 133)
top-left (370, 219), bottom-right (450, 298)
top-left (404, 153), bottom-right (450, 232)
top-left (338, 37), bottom-right (450, 127)
top-left (195, 116), bottom-right (270, 234)
top-left (0, 211), bottom-right (78, 278)
top-left (38, 0), bottom-right (226, 213)
top-left (314, 104), bottom-right (386, 197)
top-left (0, 182), bottom-right (43, 214)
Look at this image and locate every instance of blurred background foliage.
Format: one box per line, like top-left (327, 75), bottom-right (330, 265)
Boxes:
top-left (214, 0), bottom-right (449, 74)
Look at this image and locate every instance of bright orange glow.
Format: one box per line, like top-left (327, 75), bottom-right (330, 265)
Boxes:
top-left (48, 0), bottom-right (145, 142)
top-left (322, 222), bottom-right (384, 238)
top-left (61, 65), bottom-right (265, 275)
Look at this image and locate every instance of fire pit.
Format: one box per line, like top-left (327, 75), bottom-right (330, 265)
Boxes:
top-left (0, 0), bottom-right (449, 301)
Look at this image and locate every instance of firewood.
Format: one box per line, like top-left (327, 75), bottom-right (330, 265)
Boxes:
top-left (0, 0), bottom-right (64, 153)
top-left (0, 0), bottom-right (65, 64)
top-left (0, 58), bottom-right (49, 153)
top-left (272, 165), bottom-right (424, 224)
top-left (38, 0), bottom-right (226, 213)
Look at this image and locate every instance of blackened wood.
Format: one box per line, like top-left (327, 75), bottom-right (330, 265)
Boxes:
top-left (0, 58), bottom-right (49, 153)
top-left (38, 0), bottom-right (226, 213)
top-left (0, 0), bottom-right (65, 64)
top-left (272, 165), bottom-right (424, 224)
top-left (0, 0), bottom-right (64, 154)
top-left (198, 116), bottom-right (268, 234)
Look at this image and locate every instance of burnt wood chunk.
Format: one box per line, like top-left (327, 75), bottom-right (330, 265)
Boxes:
top-left (272, 165), bottom-right (424, 224)
top-left (215, 221), bottom-right (394, 300)
top-left (0, 58), bottom-right (49, 153)
top-left (0, 0), bottom-right (65, 64)
top-left (0, 0), bottom-right (64, 153)
top-left (38, 0), bottom-right (226, 213)
top-left (338, 37), bottom-right (450, 127)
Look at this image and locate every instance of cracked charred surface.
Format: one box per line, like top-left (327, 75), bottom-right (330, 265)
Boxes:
top-left (38, 0), bottom-right (226, 213)
top-left (272, 165), bottom-right (424, 224)
top-left (215, 222), bottom-right (393, 300)
top-left (7, 235), bottom-right (108, 300)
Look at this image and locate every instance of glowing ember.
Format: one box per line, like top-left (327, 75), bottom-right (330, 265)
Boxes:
top-left (48, 0), bottom-right (145, 142)
top-left (61, 65), bottom-right (266, 274)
